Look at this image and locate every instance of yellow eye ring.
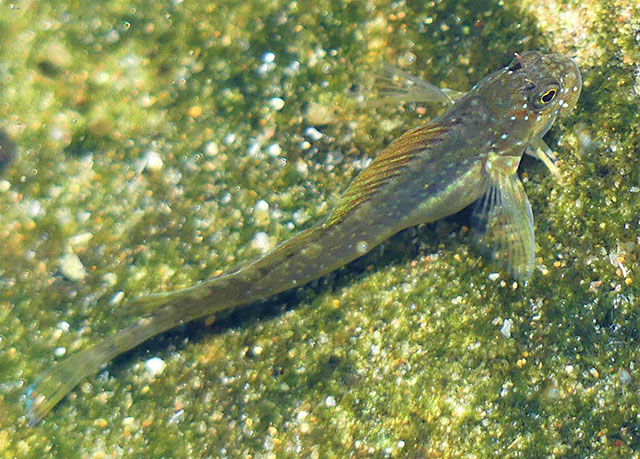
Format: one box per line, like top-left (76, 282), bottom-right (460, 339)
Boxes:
top-left (540, 88), bottom-right (557, 104)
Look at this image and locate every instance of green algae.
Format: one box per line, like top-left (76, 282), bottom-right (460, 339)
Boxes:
top-left (1, 0), bottom-right (640, 456)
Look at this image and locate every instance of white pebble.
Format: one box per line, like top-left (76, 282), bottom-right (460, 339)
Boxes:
top-left (292, 209), bottom-right (310, 225)
top-left (325, 150), bottom-right (343, 165)
top-left (143, 150), bottom-right (164, 171)
top-left (300, 140), bottom-right (311, 150)
top-left (204, 141), bottom-right (220, 156)
top-left (304, 127), bottom-right (323, 141)
top-left (251, 232), bottom-right (272, 252)
top-left (262, 52), bottom-right (275, 63)
top-left (500, 319), bottom-right (512, 338)
top-left (252, 345), bottom-right (263, 356)
top-left (145, 357), bottom-right (166, 376)
top-left (268, 97), bottom-right (285, 110)
top-left (109, 290), bottom-right (125, 305)
top-left (53, 347), bottom-right (66, 357)
top-left (255, 199), bottom-right (269, 213)
top-left (266, 143), bottom-right (282, 157)
top-left (295, 159), bottom-right (308, 174)
top-left (103, 272), bottom-right (117, 287)
top-left (619, 368), bottom-right (632, 386)
top-left (58, 253), bottom-right (87, 281)
top-left (69, 232), bottom-right (93, 248)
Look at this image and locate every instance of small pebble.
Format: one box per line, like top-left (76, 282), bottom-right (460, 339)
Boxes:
top-left (500, 319), bottom-right (512, 338)
top-left (143, 150), bottom-right (164, 171)
top-left (68, 232), bottom-right (93, 248)
top-left (262, 52), bottom-right (275, 63)
top-left (188, 105), bottom-right (202, 118)
top-left (295, 159), bottom-right (308, 174)
top-left (145, 357), bottom-right (166, 377)
top-left (268, 97), bottom-right (285, 110)
top-left (58, 253), bottom-right (87, 281)
top-left (266, 143), bottom-right (282, 157)
top-left (53, 347), bottom-right (66, 357)
top-left (618, 368), bottom-right (632, 386)
top-left (251, 232), bottom-right (272, 252)
top-left (254, 200), bottom-right (270, 225)
top-left (252, 345), bottom-right (263, 356)
top-left (304, 127), bottom-right (323, 141)
top-left (204, 141), bottom-right (220, 156)
top-left (255, 199), bottom-right (269, 214)
top-left (109, 290), bottom-right (125, 305)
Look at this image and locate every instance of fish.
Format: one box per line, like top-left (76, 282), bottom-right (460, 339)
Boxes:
top-left (24, 51), bottom-right (582, 424)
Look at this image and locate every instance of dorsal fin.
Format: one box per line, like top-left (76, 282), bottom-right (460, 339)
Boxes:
top-left (327, 123), bottom-right (448, 225)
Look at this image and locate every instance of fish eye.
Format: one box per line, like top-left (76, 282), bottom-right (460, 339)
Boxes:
top-left (532, 85), bottom-right (559, 109)
top-left (540, 88), bottom-right (556, 104)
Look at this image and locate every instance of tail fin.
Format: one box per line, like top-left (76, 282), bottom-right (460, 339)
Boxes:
top-left (24, 218), bottom-right (374, 424)
top-left (24, 283), bottom-right (230, 425)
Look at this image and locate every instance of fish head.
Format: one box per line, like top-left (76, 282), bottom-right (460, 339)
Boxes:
top-left (474, 51), bottom-right (582, 148)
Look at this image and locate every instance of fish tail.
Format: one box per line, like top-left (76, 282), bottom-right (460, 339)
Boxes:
top-left (24, 219), bottom-right (370, 424)
top-left (24, 281), bottom-right (235, 425)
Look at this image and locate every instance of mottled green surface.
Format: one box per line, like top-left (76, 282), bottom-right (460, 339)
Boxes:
top-left (1, 0), bottom-right (639, 457)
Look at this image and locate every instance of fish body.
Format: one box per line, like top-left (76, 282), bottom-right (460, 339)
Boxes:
top-left (25, 51), bottom-right (581, 424)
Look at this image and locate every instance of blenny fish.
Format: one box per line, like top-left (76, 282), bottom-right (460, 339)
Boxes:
top-left (25, 51), bottom-right (581, 424)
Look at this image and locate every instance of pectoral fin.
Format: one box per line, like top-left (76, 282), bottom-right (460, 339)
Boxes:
top-left (525, 137), bottom-right (562, 181)
top-left (369, 64), bottom-right (463, 107)
top-left (472, 173), bottom-right (535, 282)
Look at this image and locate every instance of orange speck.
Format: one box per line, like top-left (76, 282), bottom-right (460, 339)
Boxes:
top-left (188, 105), bottom-right (203, 118)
